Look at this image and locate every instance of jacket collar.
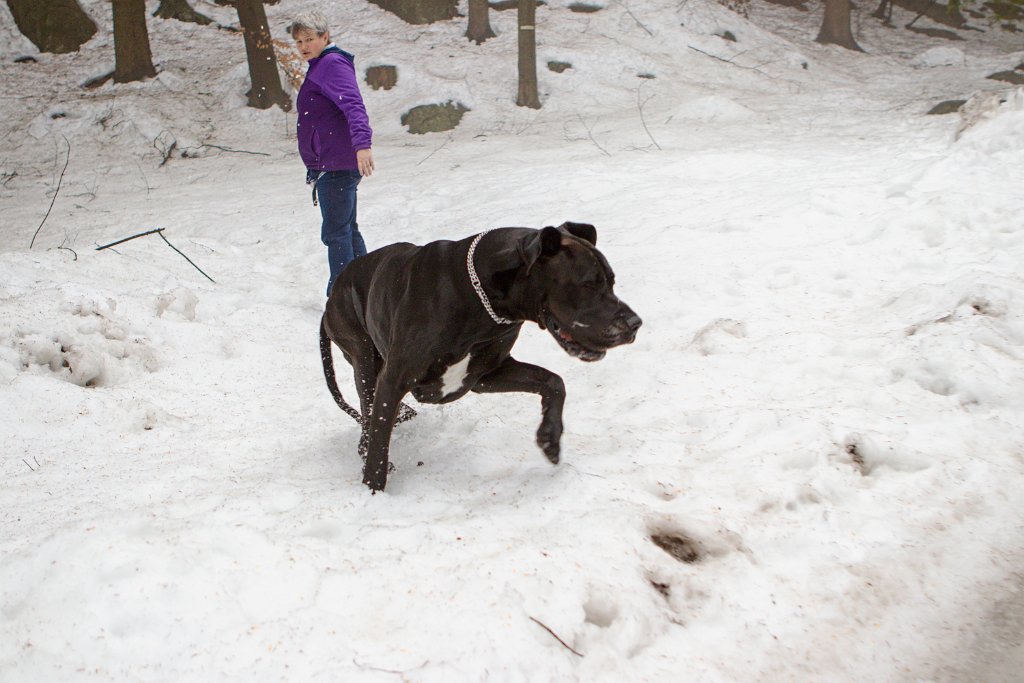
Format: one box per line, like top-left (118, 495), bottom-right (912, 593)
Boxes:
top-left (315, 44), bottom-right (354, 62)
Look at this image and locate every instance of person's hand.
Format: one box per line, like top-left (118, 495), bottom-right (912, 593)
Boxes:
top-left (357, 148), bottom-right (374, 177)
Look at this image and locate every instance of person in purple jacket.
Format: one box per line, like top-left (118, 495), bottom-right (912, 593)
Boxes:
top-left (288, 11), bottom-right (375, 295)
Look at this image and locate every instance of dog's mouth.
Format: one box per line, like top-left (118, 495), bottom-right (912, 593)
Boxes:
top-left (543, 311), bottom-right (606, 362)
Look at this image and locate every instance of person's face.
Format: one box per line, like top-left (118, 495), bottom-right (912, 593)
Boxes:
top-left (293, 28), bottom-right (330, 62)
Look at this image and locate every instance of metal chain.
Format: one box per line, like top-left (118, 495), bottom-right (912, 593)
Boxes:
top-left (467, 230), bottom-right (516, 325)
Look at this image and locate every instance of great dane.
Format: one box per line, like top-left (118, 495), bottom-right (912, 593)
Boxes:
top-left (319, 222), bottom-right (642, 491)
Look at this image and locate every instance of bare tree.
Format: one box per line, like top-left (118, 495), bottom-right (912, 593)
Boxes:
top-left (466, 0), bottom-right (496, 44)
top-left (517, 0), bottom-right (540, 108)
top-left (7, 0), bottom-right (97, 53)
top-left (233, 0), bottom-right (292, 111)
top-left (816, 0), bottom-right (864, 51)
top-left (112, 0), bottom-right (157, 82)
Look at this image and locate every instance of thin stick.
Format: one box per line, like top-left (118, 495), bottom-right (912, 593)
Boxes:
top-left (417, 135), bottom-right (451, 166)
top-left (637, 81), bottom-right (661, 150)
top-left (158, 231), bottom-right (216, 283)
top-left (22, 459), bottom-right (35, 472)
top-left (30, 135), bottom-right (71, 249)
top-left (95, 227), bottom-right (165, 251)
top-left (96, 228), bottom-right (216, 283)
top-left (529, 617), bottom-right (584, 657)
top-left (688, 45), bottom-right (735, 65)
top-left (621, 3), bottom-right (654, 36)
top-left (576, 114), bottom-right (611, 157)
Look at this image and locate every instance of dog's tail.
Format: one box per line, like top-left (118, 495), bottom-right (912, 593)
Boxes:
top-left (319, 315), bottom-right (363, 424)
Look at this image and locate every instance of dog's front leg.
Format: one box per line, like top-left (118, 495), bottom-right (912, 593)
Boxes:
top-left (472, 357), bottom-right (566, 464)
top-left (362, 365), bottom-right (411, 492)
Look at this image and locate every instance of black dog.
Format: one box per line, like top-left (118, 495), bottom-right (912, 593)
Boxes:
top-left (319, 222), bottom-right (641, 491)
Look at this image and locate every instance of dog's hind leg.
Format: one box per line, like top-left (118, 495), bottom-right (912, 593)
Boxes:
top-left (343, 340), bottom-right (380, 459)
top-left (472, 357), bottom-right (566, 464)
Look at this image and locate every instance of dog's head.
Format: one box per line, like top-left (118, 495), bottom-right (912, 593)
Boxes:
top-left (513, 222), bottom-right (642, 362)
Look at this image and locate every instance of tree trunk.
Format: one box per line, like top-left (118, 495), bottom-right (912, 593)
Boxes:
top-left (466, 0), bottom-right (496, 44)
top-left (816, 0), bottom-right (864, 51)
top-left (112, 0), bottom-right (157, 82)
top-left (516, 0), bottom-right (541, 108)
top-left (234, 0), bottom-right (292, 111)
top-left (153, 0), bottom-right (212, 25)
top-left (871, 0), bottom-right (893, 24)
top-left (7, 0), bottom-right (97, 54)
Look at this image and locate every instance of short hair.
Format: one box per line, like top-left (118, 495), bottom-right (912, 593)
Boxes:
top-left (287, 11), bottom-right (330, 37)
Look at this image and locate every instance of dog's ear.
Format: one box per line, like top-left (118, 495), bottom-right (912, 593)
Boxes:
top-left (559, 221), bottom-right (597, 246)
top-left (517, 226), bottom-right (563, 273)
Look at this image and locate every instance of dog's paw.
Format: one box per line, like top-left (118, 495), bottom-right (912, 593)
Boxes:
top-left (362, 467), bottom-right (388, 491)
top-left (537, 424), bottom-right (562, 464)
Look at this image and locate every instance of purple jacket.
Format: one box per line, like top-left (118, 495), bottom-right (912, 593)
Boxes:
top-left (297, 46), bottom-right (372, 172)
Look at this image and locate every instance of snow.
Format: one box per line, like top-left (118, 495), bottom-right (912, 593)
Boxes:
top-left (2, 0), bottom-right (1024, 681)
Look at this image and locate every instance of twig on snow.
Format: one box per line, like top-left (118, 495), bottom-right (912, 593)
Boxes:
top-left (636, 81), bottom-right (661, 150)
top-left (30, 135), bottom-right (71, 249)
top-left (687, 45), bottom-right (736, 65)
top-left (529, 616), bottom-right (584, 657)
top-left (351, 658), bottom-right (430, 676)
top-left (417, 135), bottom-right (452, 166)
top-left (620, 2), bottom-right (654, 36)
top-left (96, 228), bottom-right (216, 283)
top-left (575, 114), bottom-right (611, 157)
top-left (157, 230), bottom-right (216, 283)
top-left (200, 143), bottom-right (270, 157)
top-left (154, 131), bottom-right (178, 167)
top-left (96, 228), bottom-right (165, 251)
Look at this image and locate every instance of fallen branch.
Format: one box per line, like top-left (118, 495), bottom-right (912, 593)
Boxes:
top-left (30, 135), bottom-right (71, 249)
top-left (96, 228), bottom-right (216, 283)
top-left (529, 616), bottom-right (584, 657)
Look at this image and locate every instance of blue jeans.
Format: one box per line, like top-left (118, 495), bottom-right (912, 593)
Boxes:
top-left (315, 170), bottom-right (366, 296)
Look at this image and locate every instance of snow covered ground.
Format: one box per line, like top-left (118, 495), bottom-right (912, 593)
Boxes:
top-left (2, 0), bottom-right (1024, 680)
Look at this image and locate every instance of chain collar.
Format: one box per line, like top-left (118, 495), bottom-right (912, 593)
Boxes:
top-left (467, 230), bottom-right (516, 325)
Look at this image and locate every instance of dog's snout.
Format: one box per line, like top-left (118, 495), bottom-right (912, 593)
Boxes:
top-left (624, 312), bottom-right (642, 334)
top-left (609, 309), bottom-right (641, 343)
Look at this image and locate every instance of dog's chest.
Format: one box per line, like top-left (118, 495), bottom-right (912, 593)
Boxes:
top-left (440, 354), bottom-right (472, 397)
top-left (412, 353), bottom-right (480, 404)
